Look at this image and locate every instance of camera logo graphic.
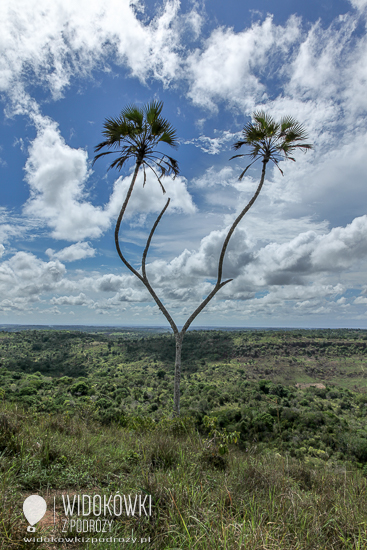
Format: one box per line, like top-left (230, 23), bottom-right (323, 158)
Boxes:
top-left (23, 495), bottom-right (47, 532)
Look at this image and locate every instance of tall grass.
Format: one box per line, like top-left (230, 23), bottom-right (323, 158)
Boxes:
top-left (1, 401), bottom-right (367, 549)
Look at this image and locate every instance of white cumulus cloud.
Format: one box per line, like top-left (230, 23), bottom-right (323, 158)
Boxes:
top-left (0, 251), bottom-right (66, 300)
top-left (22, 116), bottom-right (196, 241)
top-left (0, 0), bottom-right (191, 102)
top-left (46, 242), bottom-right (96, 262)
top-left (186, 15), bottom-right (301, 110)
top-left (23, 118), bottom-right (111, 240)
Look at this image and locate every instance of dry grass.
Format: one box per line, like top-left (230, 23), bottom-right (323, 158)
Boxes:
top-left (1, 402), bottom-right (367, 549)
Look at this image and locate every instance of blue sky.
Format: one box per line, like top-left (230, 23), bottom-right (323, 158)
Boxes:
top-left (1, 0), bottom-right (367, 328)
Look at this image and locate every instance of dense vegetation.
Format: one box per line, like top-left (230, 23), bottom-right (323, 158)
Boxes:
top-left (1, 328), bottom-right (367, 466)
top-left (1, 328), bottom-right (367, 548)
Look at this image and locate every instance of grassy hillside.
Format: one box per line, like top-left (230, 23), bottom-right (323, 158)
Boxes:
top-left (1, 328), bottom-right (367, 549)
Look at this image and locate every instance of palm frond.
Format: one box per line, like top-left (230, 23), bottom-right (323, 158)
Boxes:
top-left (238, 160), bottom-right (257, 180)
top-left (279, 116), bottom-right (296, 132)
top-left (121, 105), bottom-right (144, 128)
top-left (271, 158), bottom-right (284, 175)
top-left (92, 150), bottom-right (115, 165)
top-left (249, 143), bottom-right (261, 160)
top-left (144, 100), bottom-right (163, 125)
top-left (109, 155), bottom-right (130, 171)
top-left (94, 140), bottom-right (115, 154)
top-left (253, 111), bottom-right (279, 134)
top-left (231, 110), bottom-right (312, 179)
top-left (232, 140), bottom-right (247, 151)
top-left (94, 100), bottom-right (179, 184)
top-left (165, 155), bottom-right (179, 177)
top-left (157, 125), bottom-right (178, 147)
top-left (146, 161), bottom-right (167, 194)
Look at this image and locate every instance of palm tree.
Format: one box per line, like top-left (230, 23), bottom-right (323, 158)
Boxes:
top-left (217, 111), bottom-right (314, 283)
top-left (94, 107), bottom-right (312, 417)
top-left (93, 101), bottom-right (179, 274)
top-left (94, 100), bottom-right (184, 390)
top-left (94, 100), bottom-right (179, 187)
top-left (169, 112), bottom-right (312, 415)
top-left (231, 110), bottom-right (313, 176)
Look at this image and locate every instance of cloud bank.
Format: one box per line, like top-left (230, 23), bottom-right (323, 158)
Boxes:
top-left (1, 0), bottom-right (367, 325)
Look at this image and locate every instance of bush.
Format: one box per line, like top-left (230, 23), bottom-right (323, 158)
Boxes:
top-left (159, 416), bottom-right (196, 436)
top-left (97, 407), bottom-right (126, 426)
top-left (70, 381), bottom-right (89, 395)
top-left (281, 408), bottom-right (299, 423)
top-left (57, 376), bottom-right (73, 385)
top-left (300, 411), bottom-right (325, 428)
top-left (253, 412), bottom-right (274, 432)
top-left (356, 394), bottom-right (367, 405)
top-left (200, 448), bottom-right (227, 470)
top-left (347, 436), bottom-right (367, 463)
top-left (272, 384), bottom-right (289, 398)
top-left (314, 387), bottom-right (327, 399)
top-left (19, 386), bottom-right (37, 396)
top-left (258, 380), bottom-right (272, 394)
top-left (95, 397), bottom-right (112, 409)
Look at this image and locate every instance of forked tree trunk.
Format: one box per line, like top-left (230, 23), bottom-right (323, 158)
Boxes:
top-left (174, 332), bottom-right (184, 416)
top-left (115, 158), bottom-right (269, 417)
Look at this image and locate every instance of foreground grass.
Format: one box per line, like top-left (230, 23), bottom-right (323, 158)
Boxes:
top-left (1, 402), bottom-right (367, 549)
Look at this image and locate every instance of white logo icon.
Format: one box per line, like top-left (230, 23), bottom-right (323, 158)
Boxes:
top-left (23, 495), bottom-right (47, 532)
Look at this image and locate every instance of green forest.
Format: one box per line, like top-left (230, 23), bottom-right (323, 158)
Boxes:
top-left (1, 328), bottom-right (367, 549)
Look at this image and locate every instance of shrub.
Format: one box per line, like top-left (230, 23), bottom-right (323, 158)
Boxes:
top-left (19, 386), bottom-right (37, 396)
top-left (314, 387), bottom-right (327, 398)
top-left (253, 412), bottom-right (274, 432)
top-left (70, 381), bottom-right (89, 395)
top-left (281, 408), bottom-right (299, 423)
top-left (57, 376), bottom-right (73, 385)
top-left (356, 393), bottom-right (367, 405)
top-left (347, 436), bottom-right (367, 463)
top-left (159, 415), bottom-right (196, 436)
top-left (258, 379), bottom-right (272, 394)
top-left (300, 411), bottom-right (325, 428)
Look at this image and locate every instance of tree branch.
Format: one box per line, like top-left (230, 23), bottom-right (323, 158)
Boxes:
top-left (142, 198), bottom-right (170, 280)
top-left (181, 279), bottom-right (232, 334)
top-left (217, 158), bottom-right (268, 285)
top-left (114, 166), bottom-right (177, 334)
top-left (141, 275), bottom-right (179, 335)
top-left (139, 198), bottom-right (179, 335)
top-left (181, 158), bottom-right (269, 335)
top-left (114, 161), bottom-right (144, 282)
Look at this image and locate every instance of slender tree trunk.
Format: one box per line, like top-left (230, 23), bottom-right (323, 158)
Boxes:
top-left (174, 332), bottom-right (184, 416)
top-left (114, 160), bottom-right (142, 274)
top-left (172, 158), bottom-right (269, 415)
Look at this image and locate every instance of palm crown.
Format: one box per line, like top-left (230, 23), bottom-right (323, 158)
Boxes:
top-left (231, 111), bottom-right (313, 179)
top-left (93, 100), bottom-right (179, 193)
